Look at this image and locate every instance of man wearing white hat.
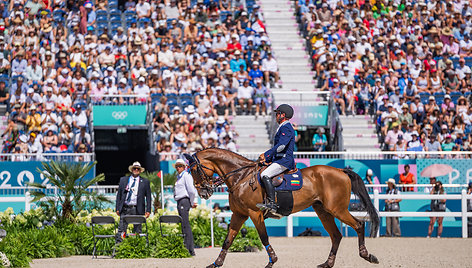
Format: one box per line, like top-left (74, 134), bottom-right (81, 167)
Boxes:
top-left (173, 159), bottom-right (197, 256)
top-left (385, 178), bottom-right (402, 237)
top-left (115, 161), bottom-right (151, 243)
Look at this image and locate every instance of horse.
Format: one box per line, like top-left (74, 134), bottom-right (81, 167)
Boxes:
top-left (183, 148), bottom-right (379, 268)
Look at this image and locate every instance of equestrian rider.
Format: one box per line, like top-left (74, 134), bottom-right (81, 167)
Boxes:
top-left (258, 104), bottom-right (296, 213)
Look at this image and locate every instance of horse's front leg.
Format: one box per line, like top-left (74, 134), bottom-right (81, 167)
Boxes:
top-left (249, 210), bottom-right (278, 268)
top-left (207, 213), bottom-right (248, 268)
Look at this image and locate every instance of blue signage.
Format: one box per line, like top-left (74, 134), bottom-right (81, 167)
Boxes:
top-left (0, 161), bottom-right (96, 187)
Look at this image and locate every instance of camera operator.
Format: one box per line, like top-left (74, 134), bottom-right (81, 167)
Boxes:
top-left (385, 178), bottom-right (402, 237)
top-left (427, 181), bottom-right (446, 238)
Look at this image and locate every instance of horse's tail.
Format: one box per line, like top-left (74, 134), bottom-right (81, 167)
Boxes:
top-left (342, 168), bottom-right (379, 237)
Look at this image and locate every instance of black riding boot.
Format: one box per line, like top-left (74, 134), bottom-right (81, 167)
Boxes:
top-left (257, 176), bottom-right (278, 213)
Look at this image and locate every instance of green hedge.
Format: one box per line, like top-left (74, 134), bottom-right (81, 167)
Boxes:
top-left (0, 206), bottom-right (262, 267)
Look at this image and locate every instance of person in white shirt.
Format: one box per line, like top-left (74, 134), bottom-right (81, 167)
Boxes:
top-left (219, 135), bottom-right (237, 152)
top-left (237, 79), bottom-right (254, 115)
top-left (173, 159), bottom-right (197, 256)
top-left (261, 51), bottom-right (279, 88)
top-left (136, 0), bottom-right (151, 18)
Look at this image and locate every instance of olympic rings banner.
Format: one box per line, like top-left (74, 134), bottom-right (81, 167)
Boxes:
top-left (92, 105), bottom-right (147, 126)
top-left (0, 161), bottom-right (96, 187)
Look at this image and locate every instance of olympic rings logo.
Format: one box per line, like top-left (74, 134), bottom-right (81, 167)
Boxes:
top-left (112, 111), bottom-right (128, 120)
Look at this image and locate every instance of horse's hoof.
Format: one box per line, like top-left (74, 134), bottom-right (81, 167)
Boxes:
top-left (317, 262), bottom-right (332, 268)
top-left (265, 262), bottom-right (274, 268)
top-left (368, 254), bottom-right (379, 264)
top-left (206, 264), bottom-right (218, 268)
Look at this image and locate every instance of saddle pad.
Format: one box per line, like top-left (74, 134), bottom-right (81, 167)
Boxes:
top-left (258, 169), bottom-right (303, 191)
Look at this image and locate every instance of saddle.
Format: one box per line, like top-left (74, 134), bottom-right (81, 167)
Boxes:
top-left (258, 166), bottom-right (304, 192)
top-left (257, 166), bottom-right (304, 219)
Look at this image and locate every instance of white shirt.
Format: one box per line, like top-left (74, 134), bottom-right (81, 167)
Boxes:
top-left (237, 85), bottom-right (254, 99)
top-left (262, 57), bottom-right (278, 72)
top-left (125, 176), bottom-right (140, 205)
top-left (174, 170), bottom-right (197, 203)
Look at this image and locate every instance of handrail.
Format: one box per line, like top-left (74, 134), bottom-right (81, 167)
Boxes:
top-left (0, 153), bottom-right (95, 162)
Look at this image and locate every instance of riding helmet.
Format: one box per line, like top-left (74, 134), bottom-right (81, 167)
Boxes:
top-left (274, 104), bottom-right (294, 119)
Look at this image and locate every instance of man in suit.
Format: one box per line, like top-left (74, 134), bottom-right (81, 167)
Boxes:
top-left (115, 161), bottom-right (151, 243)
top-left (257, 104), bottom-right (296, 213)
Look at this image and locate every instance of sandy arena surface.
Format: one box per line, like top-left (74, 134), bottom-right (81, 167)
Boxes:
top-left (31, 237), bottom-right (471, 268)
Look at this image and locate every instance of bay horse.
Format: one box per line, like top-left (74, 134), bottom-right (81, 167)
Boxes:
top-left (183, 148), bottom-right (379, 268)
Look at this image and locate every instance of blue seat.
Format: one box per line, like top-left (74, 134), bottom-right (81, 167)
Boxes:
top-left (96, 9), bottom-right (107, 16)
top-left (111, 21), bottom-right (122, 30)
top-left (220, 10), bottom-right (232, 21)
top-left (465, 91), bottom-right (472, 97)
top-left (124, 10), bottom-right (136, 17)
top-left (108, 9), bottom-right (120, 17)
top-left (450, 91), bottom-right (462, 104)
top-left (96, 19), bottom-right (108, 27)
top-left (151, 93), bottom-right (163, 100)
top-left (97, 28), bottom-right (108, 37)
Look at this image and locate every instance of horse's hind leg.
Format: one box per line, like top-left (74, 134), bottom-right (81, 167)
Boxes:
top-left (312, 203), bottom-right (342, 268)
top-left (333, 209), bottom-right (379, 264)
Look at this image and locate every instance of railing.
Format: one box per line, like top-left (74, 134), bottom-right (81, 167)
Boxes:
top-left (153, 149), bottom-right (472, 160)
top-left (238, 151), bottom-right (472, 160)
top-left (271, 91), bottom-right (330, 106)
top-left (88, 94), bottom-right (150, 105)
top-left (0, 153), bottom-right (95, 162)
top-left (1, 185), bottom-right (471, 243)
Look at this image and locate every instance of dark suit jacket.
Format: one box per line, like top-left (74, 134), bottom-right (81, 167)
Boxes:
top-left (116, 176), bottom-right (151, 215)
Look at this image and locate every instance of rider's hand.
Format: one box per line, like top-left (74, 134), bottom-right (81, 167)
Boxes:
top-left (258, 153), bottom-right (265, 163)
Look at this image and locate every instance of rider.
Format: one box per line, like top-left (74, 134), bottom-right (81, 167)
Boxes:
top-left (258, 104), bottom-right (296, 213)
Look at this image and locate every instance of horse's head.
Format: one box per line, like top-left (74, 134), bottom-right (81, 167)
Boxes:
top-left (183, 153), bottom-right (215, 200)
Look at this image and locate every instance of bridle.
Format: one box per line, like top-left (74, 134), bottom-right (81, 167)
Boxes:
top-left (187, 153), bottom-right (256, 194)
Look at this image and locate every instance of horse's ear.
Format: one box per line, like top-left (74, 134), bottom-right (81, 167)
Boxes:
top-left (183, 153), bottom-right (193, 163)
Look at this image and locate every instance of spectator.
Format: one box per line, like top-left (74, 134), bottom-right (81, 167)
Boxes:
top-left (399, 164), bottom-right (416, 192)
top-left (25, 105), bottom-right (41, 132)
top-left (385, 178), bottom-right (402, 237)
top-left (237, 79), bottom-right (254, 115)
top-left (312, 127), bottom-right (327, 152)
top-left (428, 181), bottom-right (446, 238)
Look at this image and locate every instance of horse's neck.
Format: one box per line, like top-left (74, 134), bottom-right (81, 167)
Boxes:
top-left (210, 157), bottom-right (253, 187)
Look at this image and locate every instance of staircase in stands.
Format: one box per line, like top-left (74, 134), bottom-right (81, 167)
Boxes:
top-left (339, 115), bottom-right (381, 152)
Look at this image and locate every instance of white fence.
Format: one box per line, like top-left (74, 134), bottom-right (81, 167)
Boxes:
top-left (2, 185), bottom-right (471, 243)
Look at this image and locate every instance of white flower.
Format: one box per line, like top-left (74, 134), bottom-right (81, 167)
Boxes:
top-left (0, 251), bottom-right (10, 267)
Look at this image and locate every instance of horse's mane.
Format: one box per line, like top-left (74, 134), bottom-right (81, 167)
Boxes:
top-left (197, 147), bottom-right (255, 164)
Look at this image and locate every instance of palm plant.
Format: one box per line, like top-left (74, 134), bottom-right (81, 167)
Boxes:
top-left (27, 161), bottom-right (110, 221)
top-left (140, 171), bottom-right (177, 214)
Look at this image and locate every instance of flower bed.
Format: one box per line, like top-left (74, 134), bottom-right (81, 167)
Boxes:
top-left (0, 205), bottom-right (261, 267)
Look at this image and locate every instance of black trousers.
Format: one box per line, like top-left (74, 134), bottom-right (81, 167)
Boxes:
top-left (177, 197), bottom-right (195, 254)
top-left (116, 205), bottom-right (142, 243)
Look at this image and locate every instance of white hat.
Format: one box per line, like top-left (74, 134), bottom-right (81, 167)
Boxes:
top-left (252, 61), bottom-right (259, 65)
top-left (231, 34), bottom-right (238, 39)
top-left (387, 178), bottom-right (396, 185)
top-left (27, 88), bottom-right (34, 94)
top-left (119, 78), bottom-right (127, 84)
top-left (175, 133), bottom-right (185, 142)
top-left (173, 106), bottom-right (181, 111)
top-left (367, 169), bottom-right (373, 176)
top-left (174, 159), bottom-right (187, 167)
top-left (92, 71), bottom-right (100, 77)
top-left (107, 66), bottom-right (114, 72)
top-left (138, 76), bottom-right (145, 82)
top-left (85, 2), bottom-right (92, 8)
top-left (128, 161), bottom-right (145, 172)
top-left (163, 69), bottom-right (172, 79)
top-left (19, 135), bottom-right (28, 143)
top-left (347, 81), bottom-right (353, 86)
top-left (184, 105), bottom-right (195, 113)
top-left (411, 131), bottom-right (419, 136)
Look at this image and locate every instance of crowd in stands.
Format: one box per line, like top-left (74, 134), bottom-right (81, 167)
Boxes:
top-left (296, 0), bottom-right (472, 155)
top-left (0, 0), bottom-right (282, 160)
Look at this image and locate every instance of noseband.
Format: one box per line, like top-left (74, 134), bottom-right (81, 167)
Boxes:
top-left (187, 153), bottom-right (256, 193)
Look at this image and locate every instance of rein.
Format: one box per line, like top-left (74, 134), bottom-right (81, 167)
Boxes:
top-left (188, 153), bottom-right (257, 192)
